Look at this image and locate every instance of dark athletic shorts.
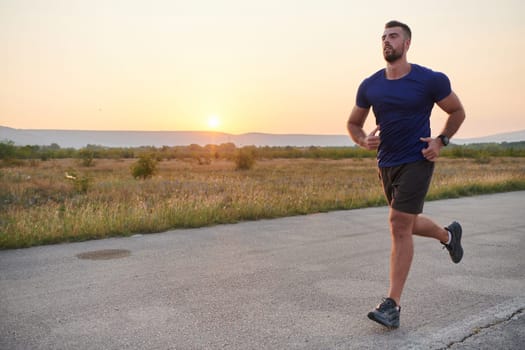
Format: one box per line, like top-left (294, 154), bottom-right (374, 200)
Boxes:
top-left (378, 160), bottom-right (435, 214)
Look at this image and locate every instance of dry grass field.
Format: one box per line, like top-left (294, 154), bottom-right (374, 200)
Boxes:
top-left (1, 157), bottom-right (524, 249)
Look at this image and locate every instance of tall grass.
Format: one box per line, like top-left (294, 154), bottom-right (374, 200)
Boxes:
top-left (1, 157), bottom-right (524, 249)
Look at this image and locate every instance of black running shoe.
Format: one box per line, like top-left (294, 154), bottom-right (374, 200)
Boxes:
top-left (443, 221), bottom-right (463, 263)
top-left (367, 298), bottom-right (400, 328)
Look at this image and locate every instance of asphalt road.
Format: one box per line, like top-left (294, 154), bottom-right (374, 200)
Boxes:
top-left (1, 191), bottom-right (524, 349)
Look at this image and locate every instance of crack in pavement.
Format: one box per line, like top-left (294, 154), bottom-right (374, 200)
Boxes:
top-left (442, 308), bottom-right (524, 349)
top-left (413, 297), bottom-right (525, 350)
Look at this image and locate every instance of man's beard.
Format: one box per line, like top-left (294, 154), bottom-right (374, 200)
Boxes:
top-left (383, 46), bottom-right (403, 63)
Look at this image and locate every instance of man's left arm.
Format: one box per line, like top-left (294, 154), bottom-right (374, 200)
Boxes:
top-left (421, 91), bottom-right (466, 161)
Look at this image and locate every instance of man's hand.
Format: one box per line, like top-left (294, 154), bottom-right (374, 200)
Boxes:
top-left (361, 126), bottom-right (381, 150)
top-left (420, 137), bottom-right (443, 162)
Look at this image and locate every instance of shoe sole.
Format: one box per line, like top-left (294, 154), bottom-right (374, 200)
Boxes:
top-left (367, 311), bottom-right (399, 329)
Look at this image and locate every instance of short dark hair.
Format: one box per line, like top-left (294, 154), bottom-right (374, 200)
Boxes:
top-left (385, 20), bottom-right (411, 40)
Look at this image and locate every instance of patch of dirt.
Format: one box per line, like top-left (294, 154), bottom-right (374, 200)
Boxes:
top-left (76, 249), bottom-right (131, 260)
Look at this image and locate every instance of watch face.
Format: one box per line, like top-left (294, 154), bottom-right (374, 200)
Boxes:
top-left (440, 135), bottom-right (449, 145)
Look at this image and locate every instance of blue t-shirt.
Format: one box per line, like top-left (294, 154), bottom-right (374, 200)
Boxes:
top-left (356, 64), bottom-right (451, 167)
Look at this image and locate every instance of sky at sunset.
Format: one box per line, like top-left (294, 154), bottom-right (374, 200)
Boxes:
top-left (1, 0), bottom-right (524, 138)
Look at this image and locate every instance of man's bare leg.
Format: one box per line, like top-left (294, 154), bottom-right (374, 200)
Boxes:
top-left (387, 208), bottom-right (416, 305)
top-left (414, 214), bottom-right (464, 263)
top-left (413, 214), bottom-right (449, 243)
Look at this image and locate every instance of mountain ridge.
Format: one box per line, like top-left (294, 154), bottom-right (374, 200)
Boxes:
top-left (1, 126), bottom-right (524, 148)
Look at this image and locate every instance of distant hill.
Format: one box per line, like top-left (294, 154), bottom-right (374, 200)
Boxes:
top-left (0, 126), bottom-right (353, 148)
top-left (454, 130), bottom-right (525, 145)
top-left (1, 126), bottom-right (524, 148)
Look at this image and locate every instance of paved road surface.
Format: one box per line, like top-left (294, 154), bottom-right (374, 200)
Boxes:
top-left (1, 191), bottom-right (524, 349)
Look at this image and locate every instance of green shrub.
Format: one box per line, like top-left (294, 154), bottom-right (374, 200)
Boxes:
top-left (235, 147), bottom-right (256, 170)
top-left (131, 154), bottom-right (158, 179)
top-left (74, 176), bottom-right (91, 194)
top-left (0, 141), bottom-right (16, 160)
top-left (78, 149), bottom-right (95, 167)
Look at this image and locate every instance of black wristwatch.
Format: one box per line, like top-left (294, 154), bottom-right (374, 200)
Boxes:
top-left (438, 134), bottom-right (450, 146)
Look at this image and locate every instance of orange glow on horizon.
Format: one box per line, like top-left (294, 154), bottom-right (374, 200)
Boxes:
top-left (1, 1), bottom-right (524, 139)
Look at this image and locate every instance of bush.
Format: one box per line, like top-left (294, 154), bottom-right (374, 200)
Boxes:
top-left (74, 176), bottom-right (91, 194)
top-left (131, 154), bottom-right (158, 179)
top-left (64, 171), bottom-right (91, 194)
top-left (0, 141), bottom-right (16, 160)
top-left (78, 149), bottom-right (95, 167)
top-left (235, 147), bottom-right (256, 170)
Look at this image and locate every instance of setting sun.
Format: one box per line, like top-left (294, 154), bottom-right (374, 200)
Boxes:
top-left (207, 115), bottom-right (220, 130)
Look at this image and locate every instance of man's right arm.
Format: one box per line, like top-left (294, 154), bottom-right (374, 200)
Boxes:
top-left (347, 105), bottom-right (380, 150)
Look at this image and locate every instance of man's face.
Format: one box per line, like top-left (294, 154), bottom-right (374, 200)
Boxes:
top-left (382, 27), bottom-right (409, 63)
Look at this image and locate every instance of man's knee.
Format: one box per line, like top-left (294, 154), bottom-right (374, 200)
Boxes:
top-left (389, 209), bottom-right (416, 238)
